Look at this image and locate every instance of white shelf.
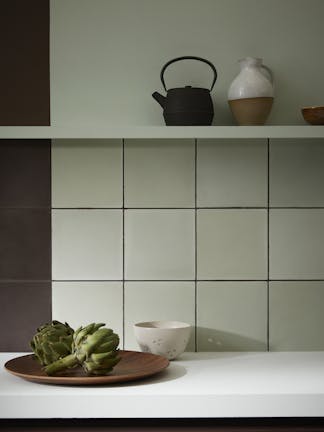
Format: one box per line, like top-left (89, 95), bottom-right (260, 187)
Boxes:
top-left (0, 125), bottom-right (324, 139)
top-left (1, 351), bottom-right (324, 419)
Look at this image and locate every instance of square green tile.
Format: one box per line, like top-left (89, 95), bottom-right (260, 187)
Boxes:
top-left (269, 281), bottom-right (324, 350)
top-left (124, 282), bottom-right (195, 351)
top-left (124, 139), bottom-right (195, 207)
top-left (270, 209), bottom-right (324, 279)
top-left (197, 209), bottom-right (267, 279)
top-left (270, 139), bottom-right (324, 206)
top-left (52, 139), bottom-right (122, 208)
top-left (197, 139), bottom-right (267, 207)
top-left (52, 281), bottom-right (123, 346)
top-left (52, 209), bottom-right (122, 280)
top-left (197, 282), bottom-right (267, 351)
top-left (125, 210), bottom-right (195, 280)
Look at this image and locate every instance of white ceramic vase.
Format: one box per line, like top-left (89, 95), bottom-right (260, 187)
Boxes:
top-left (228, 57), bottom-right (274, 125)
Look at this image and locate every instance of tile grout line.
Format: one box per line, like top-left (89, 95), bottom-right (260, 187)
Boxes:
top-left (267, 138), bottom-right (270, 351)
top-left (122, 138), bottom-right (125, 350)
top-left (194, 138), bottom-right (198, 352)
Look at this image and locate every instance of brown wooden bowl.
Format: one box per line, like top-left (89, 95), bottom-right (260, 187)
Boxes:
top-left (302, 106), bottom-right (324, 125)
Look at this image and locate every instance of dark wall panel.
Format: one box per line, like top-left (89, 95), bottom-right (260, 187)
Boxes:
top-left (0, 0), bottom-right (51, 350)
top-left (0, 282), bottom-right (51, 351)
top-left (0, 139), bottom-right (51, 207)
top-left (0, 140), bottom-right (51, 351)
top-left (0, 0), bottom-right (50, 125)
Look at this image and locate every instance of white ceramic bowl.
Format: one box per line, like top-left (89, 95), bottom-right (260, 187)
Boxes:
top-left (134, 321), bottom-right (191, 360)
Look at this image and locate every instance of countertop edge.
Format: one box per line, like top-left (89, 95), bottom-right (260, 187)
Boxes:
top-left (2, 352), bottom-right (324, 419)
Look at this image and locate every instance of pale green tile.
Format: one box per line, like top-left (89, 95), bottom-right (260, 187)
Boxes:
top-left (124, 139), bottom-right (195, 207)
top-left (270, 209), bottom-right (324, 279)
top-left (197, 282), bottom-right (267, 351)
top-left (197, 209), bottom-right (267, 279)
top-left (52, 210), bottom-right (122, 280)
top-left (52, 139), bottom-right (122, 208)
top-left (124, 282), bottom-right (195, 351)
top-left (197, 139), bottom-right (267, 207)
top-left (269, 281), bottom-right (324, 351)
top-left (52, 281), bottom-right (123, 346)
top-left (270, 139), bottom-right (324, 206)
top-left (125, 210), bottom-right (195, 280)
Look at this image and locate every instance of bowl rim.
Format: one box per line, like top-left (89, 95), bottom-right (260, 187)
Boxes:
top-left (302, 106), bottom-right (324, 110)
top-left (134, 320), bottom-right (191, 330)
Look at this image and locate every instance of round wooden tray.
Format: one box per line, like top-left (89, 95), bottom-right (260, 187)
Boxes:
top-left (4, 350), bottom-right (169, 385)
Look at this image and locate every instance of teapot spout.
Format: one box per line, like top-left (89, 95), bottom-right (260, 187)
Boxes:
top-left (152, 92), bottom-right (166, 108)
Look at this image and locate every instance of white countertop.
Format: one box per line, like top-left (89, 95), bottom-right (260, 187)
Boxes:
top-left (1, 352), bottom-right (324, 419)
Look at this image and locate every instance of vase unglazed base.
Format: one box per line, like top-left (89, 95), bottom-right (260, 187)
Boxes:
top-left (229, 97), bottom-right (274, 125)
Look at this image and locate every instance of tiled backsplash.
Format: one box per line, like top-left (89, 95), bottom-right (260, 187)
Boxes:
top-left (2, 138), bottom-right (324, 352)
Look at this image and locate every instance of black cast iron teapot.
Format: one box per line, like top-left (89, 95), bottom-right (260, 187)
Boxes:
top-left (152, 56), bottom-right (217, 126)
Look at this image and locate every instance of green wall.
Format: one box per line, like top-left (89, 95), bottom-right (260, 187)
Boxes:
top-left (51, 0), bottom-right (324, 126)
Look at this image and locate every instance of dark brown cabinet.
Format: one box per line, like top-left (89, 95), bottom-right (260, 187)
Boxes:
top-left (1, 419), bottom-right (324, 432)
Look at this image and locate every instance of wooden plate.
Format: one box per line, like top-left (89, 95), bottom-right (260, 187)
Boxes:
top-left (4, 350), bottom-right (169, 385)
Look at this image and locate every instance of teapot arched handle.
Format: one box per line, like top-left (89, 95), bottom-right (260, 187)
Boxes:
top-left (160, 56), bottom-right (218, 92)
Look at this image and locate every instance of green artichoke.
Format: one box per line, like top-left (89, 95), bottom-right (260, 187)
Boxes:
top-left (44, 323), bottom-right (120, 376)
top-left (30, 320), bottom-right (74, 366)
